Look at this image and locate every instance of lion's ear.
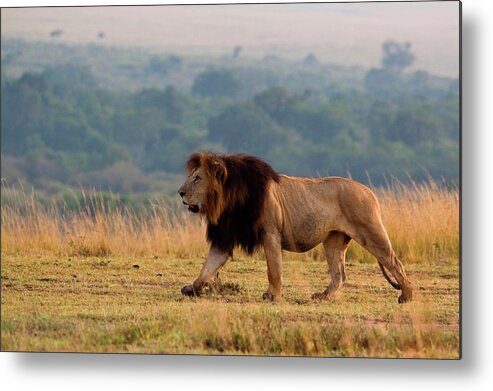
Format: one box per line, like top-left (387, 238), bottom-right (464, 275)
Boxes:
top-left (186, 152), bottom-right (204, 173)
top-left (209, 160), bottom-right (228, 183)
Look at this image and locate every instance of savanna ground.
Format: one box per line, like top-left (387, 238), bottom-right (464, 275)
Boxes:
top-left (1, 180), bottom-right (459, 358)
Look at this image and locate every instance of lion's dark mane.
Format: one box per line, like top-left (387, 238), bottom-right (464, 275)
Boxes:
top-left (187, 153), bottom-right (280, 254)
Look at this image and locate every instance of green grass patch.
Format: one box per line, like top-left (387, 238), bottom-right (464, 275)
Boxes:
top-left (1, 255), bottom-right (459, 357)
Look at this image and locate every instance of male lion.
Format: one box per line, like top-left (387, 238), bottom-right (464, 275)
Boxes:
top-left (178, 152), bottom-right (413, 303)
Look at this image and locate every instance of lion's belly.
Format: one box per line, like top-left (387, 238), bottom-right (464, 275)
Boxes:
top-left (281, 237), bottom-right (323, 253)
top-left (280, 214), bottom-right (334, 252)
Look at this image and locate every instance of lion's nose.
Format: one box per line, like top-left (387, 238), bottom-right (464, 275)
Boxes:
top-left (178, 190), bottom-right (186, 197)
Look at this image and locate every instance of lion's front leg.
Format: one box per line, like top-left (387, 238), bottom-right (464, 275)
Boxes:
top-left (262, 232), bottom-right (283, 302)
top-left (181, 246), bottom-right (229, 297)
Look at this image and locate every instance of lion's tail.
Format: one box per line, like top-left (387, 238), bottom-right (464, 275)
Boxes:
top-left (378, 261), bottom-right (401, 290)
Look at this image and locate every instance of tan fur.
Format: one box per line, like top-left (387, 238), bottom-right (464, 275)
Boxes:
top-left (262, 175), bottom-right (413, 302)
top-left (180, 161), bottom-right (413, 303)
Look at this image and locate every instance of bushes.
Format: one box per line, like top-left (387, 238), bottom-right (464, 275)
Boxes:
top-left (1, 53), bottom-right (459, 196)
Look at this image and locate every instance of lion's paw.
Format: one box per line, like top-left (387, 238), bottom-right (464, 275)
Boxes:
top-left (181, 284), bottom-right (199, 297)
top-left (262, 291), bottom-right (274, 301)
top-left (311, 292), bottom-right (325, 301)
top-left (398, 293), bottom-right (412, 304)
top-left (262, 291), bottom-right (280, 302)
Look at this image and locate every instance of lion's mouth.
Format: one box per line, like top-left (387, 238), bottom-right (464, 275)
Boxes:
top-left (183, 201), bottom-right (200, 213)
top-left (188, 204), bottom-right (200, 213)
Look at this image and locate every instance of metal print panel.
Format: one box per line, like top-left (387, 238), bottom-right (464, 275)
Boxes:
top-left (0, 1), bottom-right (461, 358)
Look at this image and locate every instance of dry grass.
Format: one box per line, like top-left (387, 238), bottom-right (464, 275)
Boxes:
top-left (1, 184), bottom-right (208, 259)
top-left (1, 255), bottom-right (459, 357)
top-left (1, 179), bottom-right (459, 264)
top-left (348, 179), bottom-right (459, 265)
top-left (0, 179), bottom-right (459, 357)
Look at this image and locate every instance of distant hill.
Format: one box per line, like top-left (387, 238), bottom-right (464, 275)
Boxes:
top-left (1, 3), bottom-right (459, 77)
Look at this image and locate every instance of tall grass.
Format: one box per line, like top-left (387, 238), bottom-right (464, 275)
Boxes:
top-left (376, 178), bottom-right (459, 264)
top-left (1, 178), bottom-right (459, 264)
top-left (1, 181), bottom-right (207, 258)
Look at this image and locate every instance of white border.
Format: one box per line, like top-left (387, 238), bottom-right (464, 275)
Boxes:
top-left (2, 0), bottom-right (492, 390)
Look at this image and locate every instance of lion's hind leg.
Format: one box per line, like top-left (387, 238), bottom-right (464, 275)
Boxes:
top-left (312, 231), bottom-right (351, 301)
top-left (353, 227), bottom-right (413, 303)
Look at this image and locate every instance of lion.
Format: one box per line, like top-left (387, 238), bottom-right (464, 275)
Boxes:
top-left (178, 152), bottom-right (413, 303)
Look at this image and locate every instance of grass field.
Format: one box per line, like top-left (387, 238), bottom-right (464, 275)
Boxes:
top-left (1, 181), bottom-right (460, 358)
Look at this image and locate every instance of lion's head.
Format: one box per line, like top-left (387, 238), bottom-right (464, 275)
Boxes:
top-left (178, 152), bottom-right (228, 225)
top-left (179, 152), bottom-right (280, 254)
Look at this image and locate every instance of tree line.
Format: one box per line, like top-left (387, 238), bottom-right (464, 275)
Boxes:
top-left (1, 41), bottom-right (459, 203)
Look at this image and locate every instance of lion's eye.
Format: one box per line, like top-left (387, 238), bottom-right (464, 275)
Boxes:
top-left (193, 176), bottom-right (201, 183)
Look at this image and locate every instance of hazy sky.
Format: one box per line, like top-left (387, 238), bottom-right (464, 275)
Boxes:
top-left (1, 2), bottom-right (460, 77)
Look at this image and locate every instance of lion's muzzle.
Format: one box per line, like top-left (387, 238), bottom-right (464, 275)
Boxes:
top-left (178, 188), bottom-right (200, 213)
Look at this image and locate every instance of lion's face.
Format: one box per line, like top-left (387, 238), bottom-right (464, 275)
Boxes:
top-left (180, 153), bottom-right (229, 224)
top-left (178, 166), bottom-right (209, 214)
